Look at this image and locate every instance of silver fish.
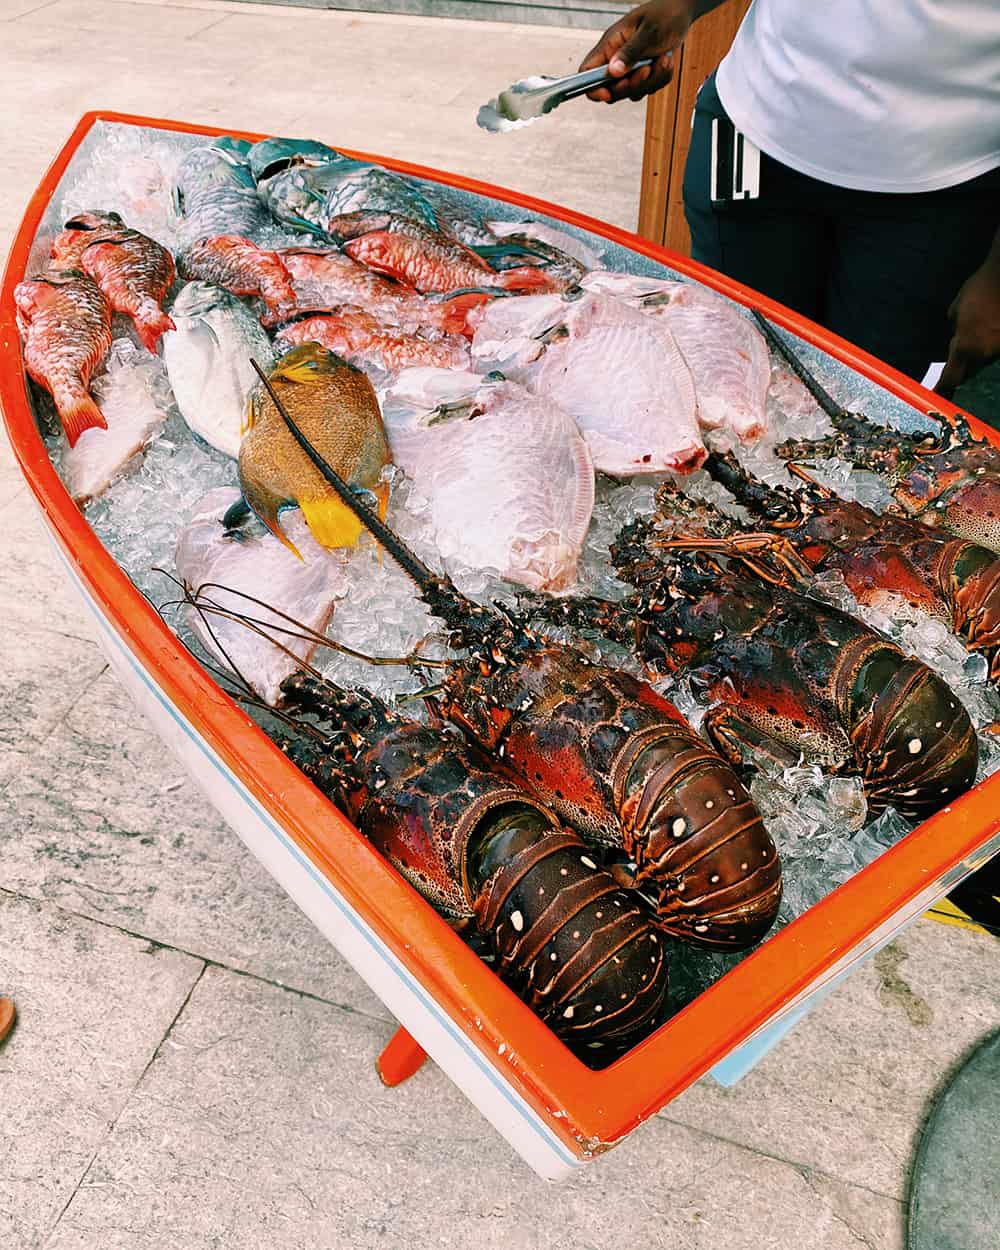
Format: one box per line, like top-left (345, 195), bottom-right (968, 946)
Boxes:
top-left (162, 282), bottom-right (275, 458)
top-left (258, 158), bottom-right (440, 240)
top-left (172, 139), bottom-right (268, 245)
top-left (175, 488), bottom-right (349, 705)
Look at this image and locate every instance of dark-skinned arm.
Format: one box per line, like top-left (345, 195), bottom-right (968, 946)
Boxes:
top-left (579, 0), bottom-right (734, 103)
top-left (936, 225), bottom-right (1000, 398)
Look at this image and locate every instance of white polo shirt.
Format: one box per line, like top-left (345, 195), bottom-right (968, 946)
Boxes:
top-left (715, 0), bottom-right (1000, 193)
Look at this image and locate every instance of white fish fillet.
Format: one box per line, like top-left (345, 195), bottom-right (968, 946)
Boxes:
top-left (62, 340), bottom-right (169, 504)
top-left (582, 272), bottom-right (770, 443)
top-left (514, 293), bottom-right (703, 476)
top-left (163, 282), bottom-right (275, 459)
top-left (175, 488), bottom-right (349, 705)
top-left (469, 292), bottom-right (567, 372)
top-left (384, 370), bottom-right (595, 591)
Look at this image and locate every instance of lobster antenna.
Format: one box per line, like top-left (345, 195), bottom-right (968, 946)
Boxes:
top-left (154, 570), bottom-right (323, 736)
top-left (249, 357), bottom-right (436, 592)
top-left (751, 310), bottom-right (842, 420)
top-left (192, 581), bottom-right (444, 667)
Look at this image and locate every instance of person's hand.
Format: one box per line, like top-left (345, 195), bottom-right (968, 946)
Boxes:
top-left (579, 0), bottom-right (695, 103)
top-left (936, 251), bottom-right (1000, 398)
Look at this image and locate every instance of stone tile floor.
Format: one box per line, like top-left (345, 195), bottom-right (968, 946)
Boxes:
top-left (0, 2), bottom-right (997, 1246)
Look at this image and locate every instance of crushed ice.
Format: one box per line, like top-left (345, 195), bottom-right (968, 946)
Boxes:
top-left (32, 121), bottom-right (1000, 1027)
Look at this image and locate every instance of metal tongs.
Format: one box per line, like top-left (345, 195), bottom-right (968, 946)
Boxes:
top-left (477, 60), bottom-right (654, 133)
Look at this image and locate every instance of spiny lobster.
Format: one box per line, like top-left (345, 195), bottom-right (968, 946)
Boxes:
top-left (756, 312), bottom-right (1000, 554)
top-left (524, 501), bottom-right (978, 821)
top-left (682, 450), bottom-right (1000, 688)
top-left (247, 361), bottom-right (782, 951)
top-left (276, 672), bottom-right (670, 1057)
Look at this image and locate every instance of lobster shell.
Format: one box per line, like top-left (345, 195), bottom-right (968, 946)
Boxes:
top-left (280, 673), bottom-right (670, 1055)
top-left (444, 644), bottom-right (782, 950)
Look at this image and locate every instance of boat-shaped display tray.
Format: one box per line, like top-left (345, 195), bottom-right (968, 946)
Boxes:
top-left (3, 113), bottom-right (999, 1180)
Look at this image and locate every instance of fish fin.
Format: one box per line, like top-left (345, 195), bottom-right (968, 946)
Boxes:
top-left (499, 267), bottom-right (556, 294)
top-left (373, 480), bottom-right (391, 565)
top-left (299, 494), bottom-right (365, 550)
top-left (58, 391), bottom-right (108, 447)
top-left (472, 242), bottom-right (550, 265)
top-left (437, 292), bottom-right (492, 338)
top-left (136, 307), bottom-right (176, 353)
top-left (243, 482), bottom-right (303, 559)
top-left (222, 496), bottom-right (252, 530)
top-left (242, 393), bottom-right (258, 435)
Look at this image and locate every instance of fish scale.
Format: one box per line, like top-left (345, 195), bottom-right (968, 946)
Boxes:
top-left (237, 343), bottom-right (393, 556)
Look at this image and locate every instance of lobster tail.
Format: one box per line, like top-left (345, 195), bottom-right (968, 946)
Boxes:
top-left (473, 828), bottom-right (669, 1054)
top-left (277, 671), bottom-right (670, 1056)
top-left (845, 648), bottom-right (979, 820)
top-left (611, 721), bottom-right (782, 948)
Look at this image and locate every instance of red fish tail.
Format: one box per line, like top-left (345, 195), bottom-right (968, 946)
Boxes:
top-left (436, 292), bottom-right (492, 337)
top-left (136, 304), bottom-right (176, 353)
top-left (55, 386), bottom-right (108, 447)
top-left (499, 266), bottom-right (557, 294)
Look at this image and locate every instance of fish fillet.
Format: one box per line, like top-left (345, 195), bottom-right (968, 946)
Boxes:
top-left (582, 273), bottom-right (770, 444)
top-left (384, 371), bottom-right (594, 591)
top-left (175, 488), bottom-right (350, 705)
top-left (508, 293), bottom-right (704, 476)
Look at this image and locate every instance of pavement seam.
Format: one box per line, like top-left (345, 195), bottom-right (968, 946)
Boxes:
top-left (798, 1165), bottom-right (890, 1250)
top-left (0, 662), bottom-right (109, 801)
top-left (38, 961), bottom-right (208, 1249)
top-left (0, 884), bottom-right (393, 1024)
top-left (2, 0), bottom-right (60, 21)
top-left (656, 1113), bottom-right (904, 1206)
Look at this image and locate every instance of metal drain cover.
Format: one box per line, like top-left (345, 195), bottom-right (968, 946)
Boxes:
top-left (908, 1030), bottom-right (1000, 1250)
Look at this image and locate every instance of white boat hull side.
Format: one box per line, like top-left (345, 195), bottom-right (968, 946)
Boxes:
top-left (39, 506), bottom-right (582, 1181)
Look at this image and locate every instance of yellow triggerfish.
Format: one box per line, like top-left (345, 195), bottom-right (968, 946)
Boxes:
top-left (238, 342), bottom-right (392, 557)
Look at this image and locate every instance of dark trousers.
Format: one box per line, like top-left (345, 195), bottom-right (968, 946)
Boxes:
top-left (683, 72), bottom-right (1000, 381)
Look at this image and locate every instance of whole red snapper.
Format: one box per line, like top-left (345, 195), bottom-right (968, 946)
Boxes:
top-left (51, 210), bottom-right (176, 352)
top-left (14, 269), bottom-right (113, 445)
top-left (329, 212), bottom-right (558, 295)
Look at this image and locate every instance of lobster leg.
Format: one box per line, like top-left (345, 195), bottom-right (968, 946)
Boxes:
top-left (703, 705), bottom-right (805, 773)
top-left (656, 531), bottom-right (814, 587)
